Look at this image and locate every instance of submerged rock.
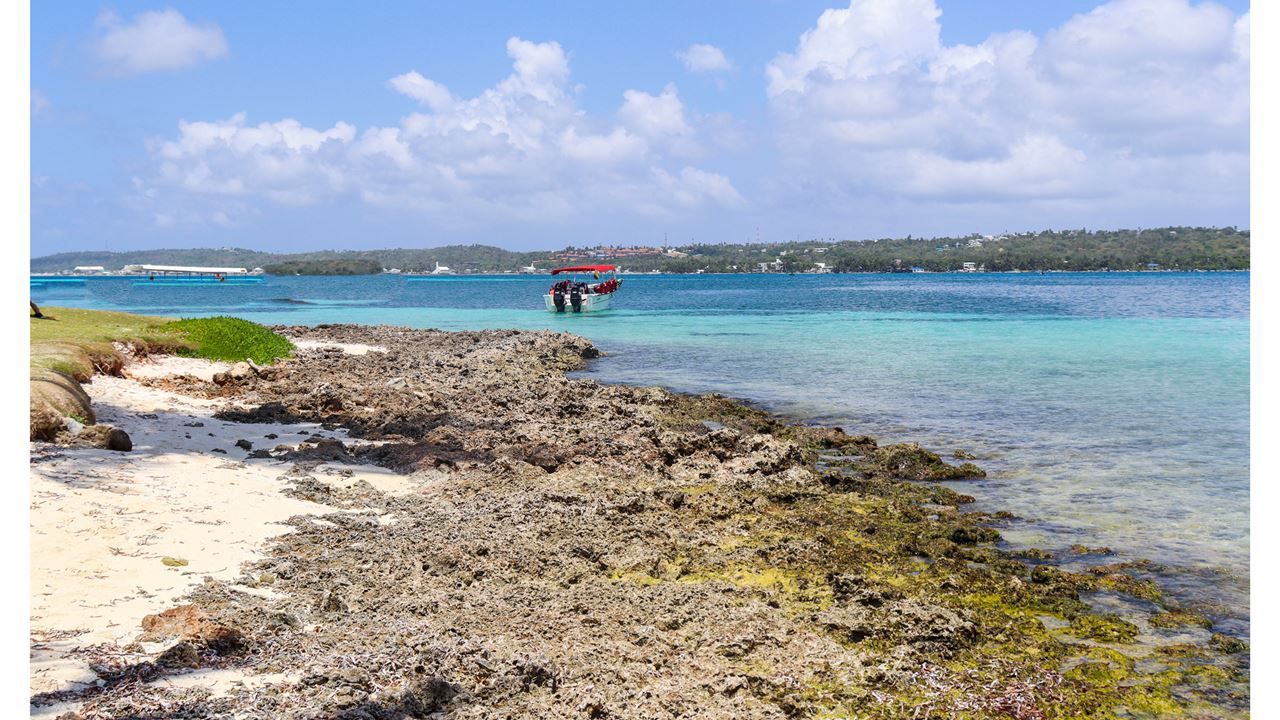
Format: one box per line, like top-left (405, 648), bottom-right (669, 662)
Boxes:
top-left (870, 443), bottom-right (986, 480)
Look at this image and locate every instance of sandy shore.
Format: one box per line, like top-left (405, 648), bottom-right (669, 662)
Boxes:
top-left (29, 327), bottom-right (1248, 719)
top-left (30, 348), bottom-right (419, 712)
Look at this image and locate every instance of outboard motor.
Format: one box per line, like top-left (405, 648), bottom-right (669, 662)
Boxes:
top-left (570, 286), bottom-right (583, 313)
top-left (553, 288), bottom-right (566, 312)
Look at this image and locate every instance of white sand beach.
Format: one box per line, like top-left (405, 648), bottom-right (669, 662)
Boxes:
top-left (29, 355), bottom-right (416, 707)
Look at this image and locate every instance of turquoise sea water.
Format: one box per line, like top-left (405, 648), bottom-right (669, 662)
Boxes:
top-left (32, 272), bottom-right (1249, 632)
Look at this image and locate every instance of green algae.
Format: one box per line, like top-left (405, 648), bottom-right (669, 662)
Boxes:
top-left (607, 390), bottom-right (1251, 717)
top-left (1150, 610), bottom-right (1213, 629)
top-left (1068, 614), bottom-right (1141, 643)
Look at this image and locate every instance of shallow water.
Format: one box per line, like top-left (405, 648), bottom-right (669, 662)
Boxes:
top-left (32, 271), bottom-right (1249, 632)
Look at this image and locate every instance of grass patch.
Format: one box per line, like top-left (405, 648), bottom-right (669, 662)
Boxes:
top-left (161, 316), bottom-right (294, 364)
top-left (30, 306), bottom-right (187, 348)
top-left (31, 307), bottom-right (293, 376)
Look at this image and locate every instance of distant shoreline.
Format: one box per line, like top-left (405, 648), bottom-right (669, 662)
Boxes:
top-left (29, 226), bottom-right (1251, 275)
top-left (31, 268), bottom-right (1252, 278)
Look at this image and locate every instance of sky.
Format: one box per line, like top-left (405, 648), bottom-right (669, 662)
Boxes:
top-left (31, 0), bottom-right (1251, 254)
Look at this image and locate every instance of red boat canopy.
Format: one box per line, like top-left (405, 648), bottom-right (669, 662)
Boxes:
top-left (551, 264), bottom-right (617, 275)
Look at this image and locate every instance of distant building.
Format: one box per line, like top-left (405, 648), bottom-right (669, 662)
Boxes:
top-left (72, 266), bottom-right (106, 275)
top-left (961, 262), bottom-right (978, 272)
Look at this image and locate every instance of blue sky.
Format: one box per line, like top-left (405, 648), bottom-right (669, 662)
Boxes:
top-left (32, 0), bottom-right (1250, 254)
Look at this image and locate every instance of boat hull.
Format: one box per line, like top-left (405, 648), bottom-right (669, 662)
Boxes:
top-left (544, 292), bottom-right (613, 313)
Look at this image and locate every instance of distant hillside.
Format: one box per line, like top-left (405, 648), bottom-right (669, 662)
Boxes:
top-left (30, 245), bottom-right (545, 274)
top-left (260, 259), bottom-right (385, 276)
top-left (31, 227), bottom-right (1248, 274)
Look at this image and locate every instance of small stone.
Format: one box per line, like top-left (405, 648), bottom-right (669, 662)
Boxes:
top-left (235, 439), bottom-right (254, 451)
top-left (211, 448), bottom-right (227, 454)
top-left (265, 433), bottom-right (278, 439)
top-left (105, 427), bottom-right (132, 451)
top-left (386, 376), bottom-right (408, 389)
top-left (156, 641), bottom-right (201, 669)
top-left (161, 557), bottom-right (188, 567)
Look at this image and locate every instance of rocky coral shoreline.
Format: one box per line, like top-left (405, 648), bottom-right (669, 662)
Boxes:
top-left (35, 325), bottom-right (1248, 719)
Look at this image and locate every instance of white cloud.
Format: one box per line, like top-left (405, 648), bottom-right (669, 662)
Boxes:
top-left (388, 71), bottom-right (454, 111)
top-left (618, 84), bottom-right (698, 156)
top-left (765, 0), bottom-right (1249, 213)
top-left (677, 44), bottom-right (733, 73)
top-left (140, 37), bottom-right (743, 229)
top-left (94, 9), bottom-right (228, 75)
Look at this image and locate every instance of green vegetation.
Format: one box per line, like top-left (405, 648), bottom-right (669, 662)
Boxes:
top-left (31, 226), bottom-right (1249, 274)
top-left (30, 306), bottom-right (186, 348)
top-left (30, 307), bottom-right (187, 380)
top-left (631, 226), bottom-right (1250, 273)
top-left (30, 307), bottom-right (293, 379)
top-left (261, 259), bottom-right (383, 275)
top-left (161, 316), bottom-right (295, 364)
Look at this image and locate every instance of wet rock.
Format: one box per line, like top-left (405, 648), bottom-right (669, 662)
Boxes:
top-left (1210, 632), bottom-right (1248, 654)
top-left (871, 443), bottom-right (986, 481)
top-left (235, 439), bottom-right (254, 451)
top-left (1068, 614), bottom-right (1140, 643)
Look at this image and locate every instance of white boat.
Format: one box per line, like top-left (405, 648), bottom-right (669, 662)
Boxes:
top-left (544, 264), bottom-right (622, 313)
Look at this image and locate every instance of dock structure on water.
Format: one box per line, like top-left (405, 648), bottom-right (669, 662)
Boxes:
top-left (123, 264), bottom-right (253, 277)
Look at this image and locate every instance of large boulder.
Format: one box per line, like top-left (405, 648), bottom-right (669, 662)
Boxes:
top-left (30, 368), bottom-right (94, 440)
